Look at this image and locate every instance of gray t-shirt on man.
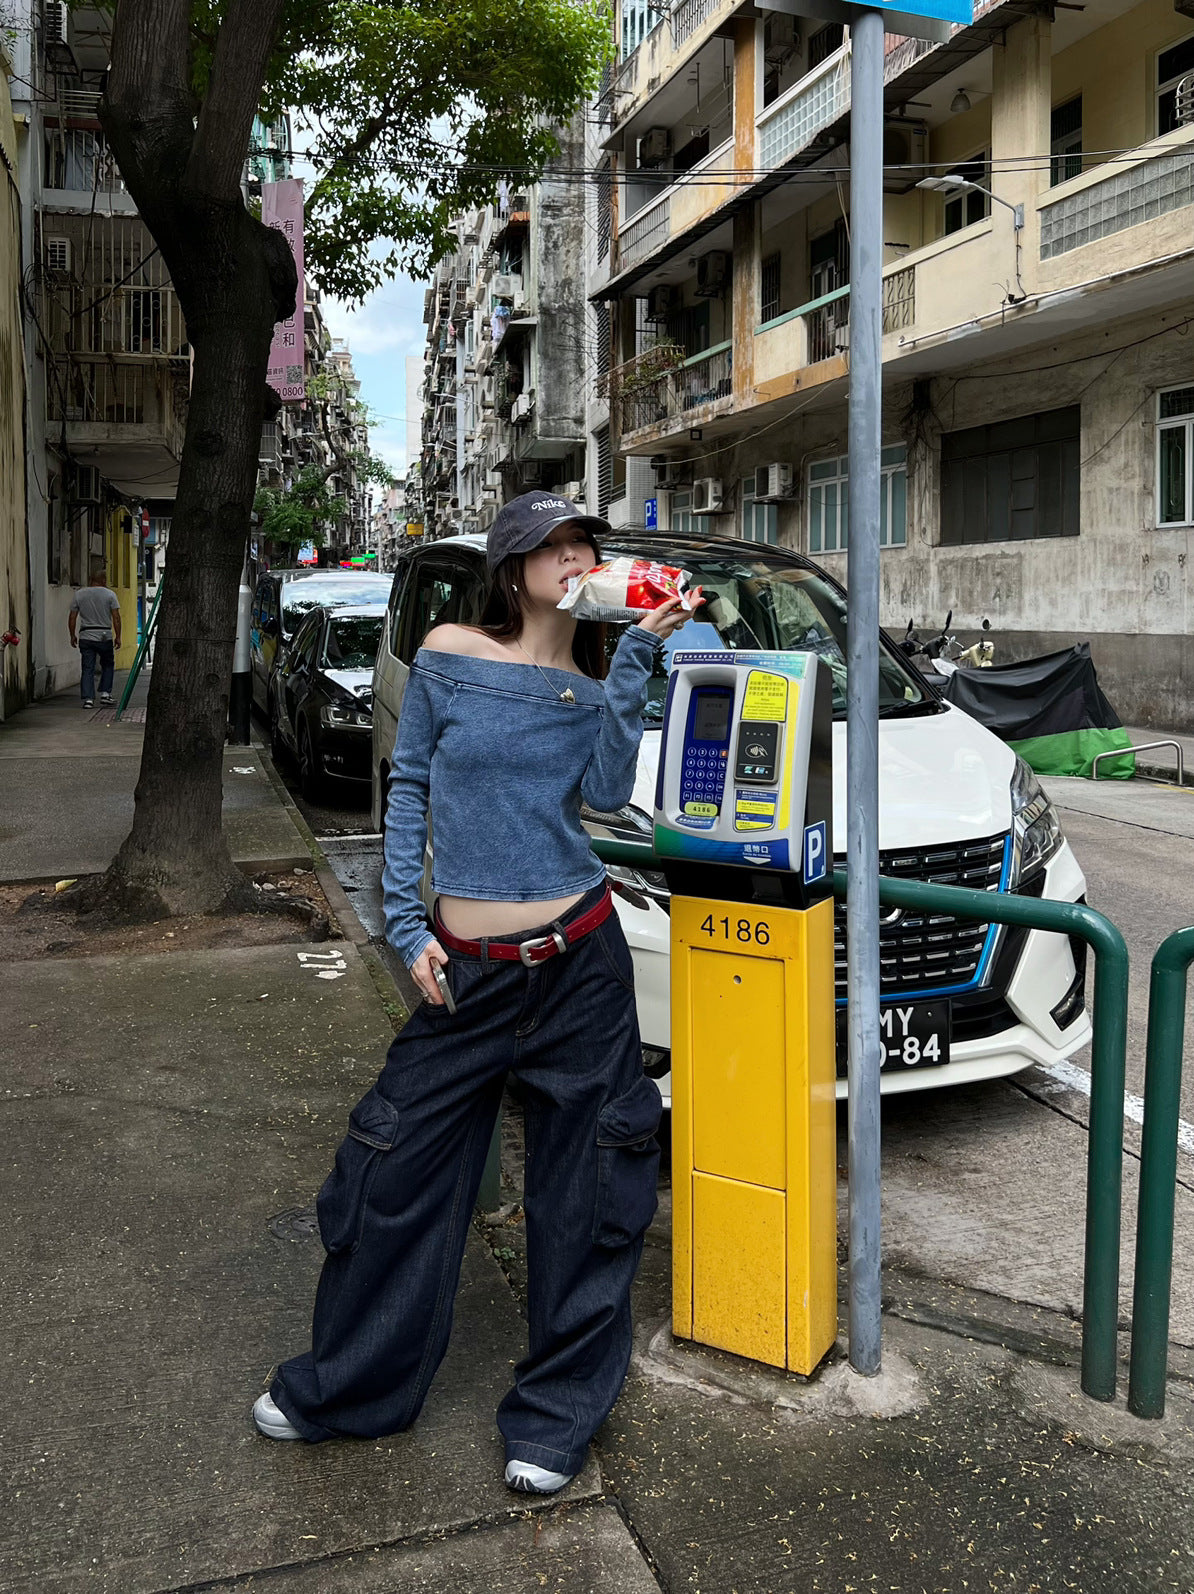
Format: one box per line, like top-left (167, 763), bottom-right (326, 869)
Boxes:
top-left (71, 586), bottom-right (121, 640)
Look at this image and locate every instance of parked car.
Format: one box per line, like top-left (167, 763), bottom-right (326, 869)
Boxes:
top-left (271, 603), bottom-right (386, 797)
top-left (371, 532), bottom-right (1091, 1104)
top-left (250, 567), bottom-right (392, 717)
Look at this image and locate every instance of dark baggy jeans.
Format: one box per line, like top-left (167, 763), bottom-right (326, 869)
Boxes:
top-left (79, 637), bottom-right (114, 701)
top-left (271, 885), bottom-right (661, 1476)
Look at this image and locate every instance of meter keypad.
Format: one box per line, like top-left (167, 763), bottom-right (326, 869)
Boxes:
top-left (681, 746), bottom-right (729, 817)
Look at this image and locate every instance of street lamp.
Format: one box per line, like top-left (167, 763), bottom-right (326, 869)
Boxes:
top-left (916, 172), bottom-right (1024, 230)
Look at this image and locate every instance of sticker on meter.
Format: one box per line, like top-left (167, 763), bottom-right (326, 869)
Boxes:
top-left (742, 670), bottom-right (790, 722)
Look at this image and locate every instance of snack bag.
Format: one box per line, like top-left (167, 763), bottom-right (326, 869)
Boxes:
top-left (558, 558), bottom-right (695, 624)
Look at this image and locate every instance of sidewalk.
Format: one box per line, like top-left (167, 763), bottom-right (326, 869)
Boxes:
top-left (2, 693), bottom-right (1193, 1592)
top-left (0, 674), bottom-right (309, 882)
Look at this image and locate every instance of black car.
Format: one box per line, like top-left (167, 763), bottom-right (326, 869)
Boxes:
top-left (250, 567), bottom-right (392, 716)
top-left (271, 603), bottom-right (386, 797)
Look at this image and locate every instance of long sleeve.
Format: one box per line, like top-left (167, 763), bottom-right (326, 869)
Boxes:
top-left (382, 664), bottom-right (451, 968)
top-left (581, 624), bottom-right (663, 813)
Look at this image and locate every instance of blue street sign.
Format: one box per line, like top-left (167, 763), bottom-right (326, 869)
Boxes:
top-left (803, 820), bottom-right (828, 884)
top-left (645, 497), bottom-right (658, 530)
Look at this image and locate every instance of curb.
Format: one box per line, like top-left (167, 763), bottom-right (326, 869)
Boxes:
top-left (255, 741), bottom-right (410, 1030)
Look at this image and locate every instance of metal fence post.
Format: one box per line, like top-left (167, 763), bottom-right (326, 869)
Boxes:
top-left (1128, 925), bottom-right (1194, 1417)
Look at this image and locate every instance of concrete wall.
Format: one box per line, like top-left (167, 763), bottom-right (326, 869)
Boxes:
top-left (533, 113), bottom-right (588, 449)
top-left (0, 57), bottom-right (29, 719)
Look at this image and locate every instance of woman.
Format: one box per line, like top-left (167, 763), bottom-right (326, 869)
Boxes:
top-left (255, 491), bottom-right (701, 1494)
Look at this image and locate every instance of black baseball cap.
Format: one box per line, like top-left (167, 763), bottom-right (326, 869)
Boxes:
top-left (486, 491), bottom-right (610, 572)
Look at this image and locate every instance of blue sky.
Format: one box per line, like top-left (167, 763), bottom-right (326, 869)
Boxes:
top-left (323, 272), bottom-right (427, 479)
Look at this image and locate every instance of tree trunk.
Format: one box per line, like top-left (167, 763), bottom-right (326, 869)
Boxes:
top-left (103, 202), bottom-right (294, 917)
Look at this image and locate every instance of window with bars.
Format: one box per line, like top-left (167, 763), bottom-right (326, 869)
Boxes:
top-left (670, 489), bottom-right (696, 536)
top-left (760, 253), bottom-right (782, 325)
top-left (808, 22), bottom-right (844, 68)
top-left (595, 302), bottom-right (611, 387)
top-left (943, 155), bottom-right (990, 235)
top-left (807, 446), bottom-right (907, 555)
top-left (1050, 97), bottom-right (1083, 186)
top-left (596, 425), bottom-right (612, 516)
top-left (1158, 386), bottom-right (1194, 527)
top-left (940, 408), bottom-right (1079, 544)
top-left (740, 477), bottom-right (779, 544)
top-left (1158, 35), bottom-right (1194, 135)
top-left (596, 160), bottom-right (613, 260)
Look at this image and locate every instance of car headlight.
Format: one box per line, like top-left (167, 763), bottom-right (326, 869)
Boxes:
top-left (582, 803), bottom-right (671, 909)
top-left (1011, 756), bottom-right (1062, 882)
top-left (321, 701), bottom-right (373, 729)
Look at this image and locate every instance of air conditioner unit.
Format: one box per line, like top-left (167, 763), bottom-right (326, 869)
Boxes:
top-left (754, 462), bottom-right (795, 501)
top-left (42, 0), bottom-right (73, 59)
top-left (491, 272), bottom-right (523, 301)
top-left (72, 465), bottom-right (103, 503)
top-left (696, 251), bottom-right (730, 297)
top-left (764, 12), bottom-right (798, 61)
top-left (645, 284), bottom-right (679, 323)
top-left (882, 122), bottom-right (929, 193)
top-left (560, 480), bottom-right (583, 500)
top-left (511, 392), bottom-right (534, 423)
top-left (44, 235), bottom-right (71, 274)
top-left (639, 127), bottom-right (671, 168)
top-left (692, 477), bottom-right (724, 514)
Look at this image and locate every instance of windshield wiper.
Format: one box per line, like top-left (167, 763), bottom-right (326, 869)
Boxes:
top-left (878, 699), bottom-right (941, 719)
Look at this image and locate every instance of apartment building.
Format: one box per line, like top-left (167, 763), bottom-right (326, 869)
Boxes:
top-left (594, 0), bottom-right (1194, 725)
top-left (420, 118), bottom-right (589, 539)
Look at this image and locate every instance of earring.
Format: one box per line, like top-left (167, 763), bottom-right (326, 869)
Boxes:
top-left (512, 584), bottom-right (519, 592)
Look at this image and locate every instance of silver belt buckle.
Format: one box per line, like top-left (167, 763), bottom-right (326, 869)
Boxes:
top-left (518, 928), bottom-right (569, 967)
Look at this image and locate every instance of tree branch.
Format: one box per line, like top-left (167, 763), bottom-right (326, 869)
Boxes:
top-left (186, 0), bottom-right (289, 198)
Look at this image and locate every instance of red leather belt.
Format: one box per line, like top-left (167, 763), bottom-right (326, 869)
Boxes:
top-left (435, 888), bottom-right (614, 966)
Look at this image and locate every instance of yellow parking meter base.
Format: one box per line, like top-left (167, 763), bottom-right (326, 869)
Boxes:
top-left (671, 894), bottom-right (837, 1375)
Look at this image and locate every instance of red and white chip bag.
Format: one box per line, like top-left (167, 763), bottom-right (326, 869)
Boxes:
top-left (557, 558), bottom-right (695, 624)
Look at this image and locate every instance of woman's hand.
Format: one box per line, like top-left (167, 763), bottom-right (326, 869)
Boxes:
top-left (410, 939), bottom-right (450, 1004)
top-left (638, 587), bottom-right (705, 641)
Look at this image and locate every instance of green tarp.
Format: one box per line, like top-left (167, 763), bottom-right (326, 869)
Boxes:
top-left (942, 643), bottom-right (1135, 780)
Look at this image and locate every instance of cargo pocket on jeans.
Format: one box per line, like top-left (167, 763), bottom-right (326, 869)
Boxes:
top-left (315, 1087), bottom-right (401, 1255)
top-left (592, 1076), bottom-right (663, 1248)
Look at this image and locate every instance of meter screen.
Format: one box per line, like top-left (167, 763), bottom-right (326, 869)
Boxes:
top-left (693, 691), bottom-right (731, 743)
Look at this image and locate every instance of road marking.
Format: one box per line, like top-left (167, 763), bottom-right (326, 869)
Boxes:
top-left (296, 949), bottom-right (347, 981)
top-left (1035, 1057), bottom-right (1194, 1157)
top-left (318, 832), bottom-right (383, 844)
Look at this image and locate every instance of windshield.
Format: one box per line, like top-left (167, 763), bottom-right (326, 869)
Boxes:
top-left (604, 545), bottom-right (930, 725)
top-left (324, 613), bottom-right (384, 671)
top-left (282, 576), bottom-right (390, 631)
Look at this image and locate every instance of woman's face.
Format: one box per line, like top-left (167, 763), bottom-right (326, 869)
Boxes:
top-left (521, 521), bottom-right (598, 611)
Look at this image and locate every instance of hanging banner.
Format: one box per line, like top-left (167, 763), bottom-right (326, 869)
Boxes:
top-left (262, 178), bottom-right (306, 403)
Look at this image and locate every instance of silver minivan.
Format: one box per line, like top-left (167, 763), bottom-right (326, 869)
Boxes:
top-left (372, 532), bottom-right (1091, 1105)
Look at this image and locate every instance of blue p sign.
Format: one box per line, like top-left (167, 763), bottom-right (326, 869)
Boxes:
top-left (803, 820), bottom-right (827, 884)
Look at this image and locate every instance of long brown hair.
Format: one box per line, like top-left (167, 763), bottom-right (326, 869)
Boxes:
top-left (477, 543), bottom-right (609, 680)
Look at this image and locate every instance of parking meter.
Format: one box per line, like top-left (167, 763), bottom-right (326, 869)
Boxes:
top-left (655, 651), bottom-right (837, 1374)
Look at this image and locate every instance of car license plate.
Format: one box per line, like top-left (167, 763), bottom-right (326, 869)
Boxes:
top-left (835, 1001), bottom-right (951, 1072)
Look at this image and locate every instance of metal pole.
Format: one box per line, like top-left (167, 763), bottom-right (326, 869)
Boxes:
top-left (846, 7), bottom-right (885, 1378)
top-left (1128, 926), bottom-right (1194, 1417)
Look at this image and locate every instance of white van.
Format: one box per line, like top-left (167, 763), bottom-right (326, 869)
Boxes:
top-left (372, 532), bottom-right (1090, 1102)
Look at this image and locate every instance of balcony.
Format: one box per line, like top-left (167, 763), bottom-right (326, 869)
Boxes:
top-left (41, 127), bottom-right (135, 213)
top-left (610, 340), bottom-right (733, 440)
top-left (48, 356), bottom-right (188, 494)
top-left (756, 42), bottom-right (850, 172)
top-left (608, 0), bottom-right (739, 133)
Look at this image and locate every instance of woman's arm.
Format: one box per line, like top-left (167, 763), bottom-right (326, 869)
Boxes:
top-left (580, 624), bottom-right (664, 812)
top-left (382, 665), bottom-right (451, 968)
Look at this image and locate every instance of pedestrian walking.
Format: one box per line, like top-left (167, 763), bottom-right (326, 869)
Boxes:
top-left (255, 493), bottom-right (701, 1492)
top-left (69, 565), bottom-right (122, 707)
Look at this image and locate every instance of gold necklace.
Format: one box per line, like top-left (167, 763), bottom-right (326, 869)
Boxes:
top-left (515, 639), bottom-right (577, 704)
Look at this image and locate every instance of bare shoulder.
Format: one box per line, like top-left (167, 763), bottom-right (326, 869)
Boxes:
top-left (422, 624), bottom-right (500, 659)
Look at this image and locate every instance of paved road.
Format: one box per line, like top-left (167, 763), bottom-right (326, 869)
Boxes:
top-left (307, 771), bottom-right (1194, 1347)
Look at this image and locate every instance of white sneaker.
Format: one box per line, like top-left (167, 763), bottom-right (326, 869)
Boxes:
top-left (82, 699), bottom-right (94, 708)
top-left (99, 693), bottom-right (113, 704)
top-left (253, 1391), bottom-right (304, 1440)
top-left (504, 1459), bottom-right (574, 1494)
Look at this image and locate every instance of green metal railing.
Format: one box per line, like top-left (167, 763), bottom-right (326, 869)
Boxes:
top-left (1127, 925), bottom-right (1194, 1418)
top-left (116, 579), bottom-right (164, 719)
top-left (590, 836), bottom-right (1130, 1402)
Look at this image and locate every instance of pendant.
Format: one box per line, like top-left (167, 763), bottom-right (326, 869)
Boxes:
top-left (559, 688), bottom-right (576, 705)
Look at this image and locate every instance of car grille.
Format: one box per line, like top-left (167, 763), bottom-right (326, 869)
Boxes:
top-left (832, 832), bottom-right (1009, 1000)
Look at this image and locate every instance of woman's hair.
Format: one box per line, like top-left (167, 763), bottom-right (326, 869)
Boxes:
top-left (477, 539), bottom-right (609, 679)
